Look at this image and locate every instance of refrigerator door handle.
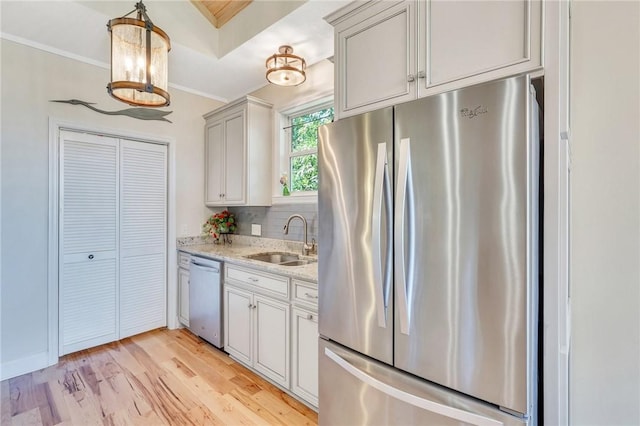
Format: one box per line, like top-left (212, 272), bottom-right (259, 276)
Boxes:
top-left (372, 142), bottom-right (392, 328)
top-left (324, 347), bottom-right (503, 426)
top-left (395, 138), bottom-right (415, 335)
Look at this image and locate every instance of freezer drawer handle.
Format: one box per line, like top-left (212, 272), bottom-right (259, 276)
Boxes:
top-left (371, 142), bottom-right (392, 328)
top-left (395, 138), bottom-right (415, 335)
top-left (324, 348), bottom-right (503, 426)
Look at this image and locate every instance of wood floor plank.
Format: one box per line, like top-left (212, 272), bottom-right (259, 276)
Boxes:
top-left (164, 343), bottom-right (238, 394)
top-left (103, 342), bottom-right (146, 377)
top-left (42, 379), bottom-right (71, 425)
top-left (228, 387), bottom-right (288, 425)
top-left (159, 359), bottom-right (239, 425)
top-left (252, 389), bottom-right (317, 425)
top-left (1, 379), bottom-right (11, 422)
top-left (11, 406), bottom-right (43, 425)
top-left (1, 328), bottom-right (318, 426)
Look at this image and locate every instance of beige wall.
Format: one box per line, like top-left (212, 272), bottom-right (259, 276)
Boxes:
top-left (0, 39), bottom-right (221, 370)
top-left (570, 1), bottom-right (640, 424)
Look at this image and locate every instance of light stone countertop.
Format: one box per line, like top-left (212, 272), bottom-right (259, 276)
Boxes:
top-left (177, 236), bottom-right (318, 283)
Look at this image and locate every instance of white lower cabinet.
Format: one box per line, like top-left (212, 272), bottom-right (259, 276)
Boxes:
top-left (178, 267), bottom-right (190, 326)
top-left (224, 285), bottom-right (253, 365)
top-left (254, 295), bottom-right (290, 386)
top-left (292, 307), bottom-right (319, 407)
top-left (224, 282), bottom-right (290, 388)
top-left (224, 264), bottom-right (318, 409)
top-left (177, 251), bottom-right (191, 327)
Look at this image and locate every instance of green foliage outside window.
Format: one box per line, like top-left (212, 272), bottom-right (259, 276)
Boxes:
top-left (290, 107), bottom-right (333, 192)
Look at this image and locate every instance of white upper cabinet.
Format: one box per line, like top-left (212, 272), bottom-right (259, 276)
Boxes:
top-left (419, 0), bottom-right (542, 95)
top-left (332, 1), bottom-right (416, 116)
top-left (204, 96), bottom-right (273, 206)
top-left (327, 0), bottom-right (543, 118)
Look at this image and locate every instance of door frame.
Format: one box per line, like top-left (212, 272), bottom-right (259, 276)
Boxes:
top-left (47, 118), bottom-right (177, 365)
top-left (542, 1), bottom-right (571, 424)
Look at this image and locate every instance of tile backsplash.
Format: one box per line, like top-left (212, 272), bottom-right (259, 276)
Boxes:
top-left (229, 203), bottom-right (318, 244)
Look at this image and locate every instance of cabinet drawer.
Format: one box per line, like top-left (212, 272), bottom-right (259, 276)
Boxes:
top-left (178, 251), bottom-right (191, 269)
top-left (226, 265), bottom-right (289, 298)
top-left (293, 280), bottom-right (318, 308)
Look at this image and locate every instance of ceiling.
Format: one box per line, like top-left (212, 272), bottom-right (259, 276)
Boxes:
top-left (191, 0), bottom-right (253, 29)
top-left (0, 0), bottom-right (349, 103)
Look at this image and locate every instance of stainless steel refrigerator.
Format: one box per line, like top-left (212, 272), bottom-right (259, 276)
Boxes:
top-left (318, 75), bottom-right (539, 425)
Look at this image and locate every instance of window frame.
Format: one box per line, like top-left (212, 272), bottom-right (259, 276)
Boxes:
top-left (273, 95), bottom-right (333, 204)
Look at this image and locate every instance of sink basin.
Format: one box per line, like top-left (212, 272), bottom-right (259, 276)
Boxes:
top-left (246, 252), bottom-right (300, 263)
top-left (279, 259), bottom-right (315, 266)
top-left (245, 252), bottom-right (316, 267)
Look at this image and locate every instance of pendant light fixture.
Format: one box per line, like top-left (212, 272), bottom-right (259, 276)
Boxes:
top-left (265, 45), bottom-right (306, 87)
top-left (107, 1), bottom-right (171, 107)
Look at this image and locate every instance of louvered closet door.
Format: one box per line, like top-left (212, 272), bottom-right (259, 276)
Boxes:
top-left (119, 140), bottom-right (167, 338)
top-left (60, 131), bottom-right (119, 355)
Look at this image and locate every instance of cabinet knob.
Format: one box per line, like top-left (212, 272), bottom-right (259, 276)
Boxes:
top-left (252, 304), bottom-right (257, 309)
top-left (88, 254), bottom-right (94, 260)
top-left (407, 74), bottom-right (416, 82)
top-left (417, 70), bottom-right (426, 79)
top-left (248, 303), bottom-right (253, 309)
top-left (304, 292), bottom-right (318, 299)
top-left (307, 314), bottom-right (313, 320)
top-left (248, 277), bottom-right (259, 283)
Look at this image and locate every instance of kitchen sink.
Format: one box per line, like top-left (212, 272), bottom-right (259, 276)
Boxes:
top-left (279, 259), bottom-right (315, 266)
top-left (245, 252), bottom-right (316, 267)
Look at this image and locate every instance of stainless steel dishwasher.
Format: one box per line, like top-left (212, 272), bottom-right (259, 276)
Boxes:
top-left (188, 256), bottom-right (223, 348)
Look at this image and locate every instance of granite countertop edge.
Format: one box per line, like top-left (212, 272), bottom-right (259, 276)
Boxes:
top-left (178, 243), bottom-right (318, 284)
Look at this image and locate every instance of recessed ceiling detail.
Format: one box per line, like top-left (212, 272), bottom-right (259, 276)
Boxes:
top-left (191, 0), bottom-right (253, 29)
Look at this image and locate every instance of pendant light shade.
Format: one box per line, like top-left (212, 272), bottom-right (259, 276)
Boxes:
top-left (265, 45), bottom-right (306, 87)
top-left (107, 1), bottom-right (170, 107)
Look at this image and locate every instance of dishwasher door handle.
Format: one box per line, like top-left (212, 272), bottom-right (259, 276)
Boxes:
top-left (190, 262), bottom-right (220, 273)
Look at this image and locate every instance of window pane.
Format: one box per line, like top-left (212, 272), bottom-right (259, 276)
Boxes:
top-left (291, 154), bottom-right (318, 191)
top-left (291, 107), bottom-right (333, 153)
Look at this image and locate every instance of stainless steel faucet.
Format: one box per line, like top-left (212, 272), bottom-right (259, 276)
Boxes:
top-left (283, 214), bottom-right (316, 255)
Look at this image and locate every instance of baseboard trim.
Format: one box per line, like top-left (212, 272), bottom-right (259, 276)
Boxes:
top-left (1, 351), bottom-right (51, 381)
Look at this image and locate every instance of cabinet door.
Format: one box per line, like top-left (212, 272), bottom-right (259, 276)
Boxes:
top-left (59, 131), bottom-right (119, 356)
top-left (224, 286), bottom-right (253, 365)
top-left (292, 307), bottom-right (319, 407)
top-left (178, 267), bottom-right (190, 326)
top-left (254, 295), bottom-right (290, 387)
top-left (419, 0), bottom-right (542, 96)
top-left (222, 111), bottom-right (246, 204)
top-left (119, 140), bottom-right (167, 339)
top-left (205, 120), bottom-right (224, 205)
top-left (335, 1), bottom-right (416, 118)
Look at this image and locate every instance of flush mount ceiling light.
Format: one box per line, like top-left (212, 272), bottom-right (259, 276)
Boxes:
top-left (107, 1), bottom-right (171, 107)
top-left (265, 45), bottom-right (306, 87)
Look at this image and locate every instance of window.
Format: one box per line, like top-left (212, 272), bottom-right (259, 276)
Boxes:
top-left (283, 102), bottom-right (334, 195)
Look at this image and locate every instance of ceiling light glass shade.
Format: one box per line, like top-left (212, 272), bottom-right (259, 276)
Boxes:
top-left (266, 45), bottom-right (306, 87)
top-left (107, 2), bottom-right (170, 107)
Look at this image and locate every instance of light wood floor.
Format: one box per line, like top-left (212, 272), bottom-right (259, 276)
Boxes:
top-left (0, 328), bottom-right (318, 425)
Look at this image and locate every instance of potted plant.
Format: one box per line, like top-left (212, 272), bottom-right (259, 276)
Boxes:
top-left (202, 210), bottom-right (237, 242)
